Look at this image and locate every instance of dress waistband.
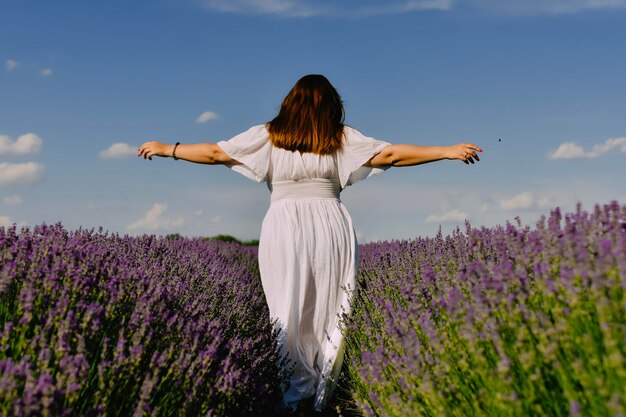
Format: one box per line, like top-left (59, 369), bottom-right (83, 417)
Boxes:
top-left (270, 179), bottom-right (340, 203)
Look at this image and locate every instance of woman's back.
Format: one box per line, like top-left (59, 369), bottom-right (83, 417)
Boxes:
top-left (269, 142), bottom-right (338, 184)
top-left (218, 124), bottom-right (391, 190)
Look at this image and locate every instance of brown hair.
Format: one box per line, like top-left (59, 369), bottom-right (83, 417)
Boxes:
top-left (266, 74), bottom-right (344, 155)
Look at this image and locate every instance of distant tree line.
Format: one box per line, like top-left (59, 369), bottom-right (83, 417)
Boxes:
top-left (166, 233), bottom-right (259, 246)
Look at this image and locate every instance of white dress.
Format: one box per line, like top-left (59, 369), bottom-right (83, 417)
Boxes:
top-left (217, 125), bottom-right (391, 412)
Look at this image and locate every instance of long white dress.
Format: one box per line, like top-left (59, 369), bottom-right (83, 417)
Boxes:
top-left (217, 125), bottom-right (391, 412)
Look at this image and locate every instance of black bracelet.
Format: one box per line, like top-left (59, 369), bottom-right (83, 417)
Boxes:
top-left (172, 142), bottom-right (180, 160)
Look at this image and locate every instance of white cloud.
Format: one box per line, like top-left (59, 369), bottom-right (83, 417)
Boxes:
top-left (3, 195), bottom-right (23, 205)
top-left (472, 0), bottom-right (626, 14)
top-left (426, 208), bottom-right (468, 223)
top-left (127, 203), bottom-right (185, 231)
top-left (500, 191), bottom-right (534, 210)
top-left (3, 59), bottom-right (57, 76)
top-left (195, 209), bottom-right (204, 216)
top-left (549, 142), bottom-right (586, 159)
top-left (196, 111), bottom-right (219, 123)
top-left (403, 0), bottom-right (451, 10)
top-left (0, 218), bottom-right (27, 229)
top-left (0, 133), bottom-right (43, 157)
top-left (99, 143), bottom-right (136, 159)
top-left (0, 215), bottom-right (13, 228)
top-left (351, 0), bottom-right (451, 16)
top-left (201, 0), bottom-right (450, 17)
top-left (0, 162), bottom-right (45, 187)
top-left (200, 0), bottom-right (624, 16)
top-left (202, 0), bottom-right (321, 16)
top-left (549, 137), bottom-right (626, 160)
top-left (211, 215), bottom-right (222, 223)
top-left (537, 196), bottom-right (556, 209)
top-left (5, 59), bottom-right (17, 71)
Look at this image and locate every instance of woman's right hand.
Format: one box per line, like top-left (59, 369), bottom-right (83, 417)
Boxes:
top-left (446, 143), bottom-right (482, 164)
top-left (138, 141), bottom-right (170, 160)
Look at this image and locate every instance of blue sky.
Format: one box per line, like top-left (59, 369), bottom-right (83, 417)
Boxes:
top-left (1, 0), bottom-right (625, 242)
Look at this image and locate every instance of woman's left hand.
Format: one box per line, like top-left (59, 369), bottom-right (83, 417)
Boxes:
top-left (446, 143), bottom-right (482, 164)
top-left (138, 141), bottom-right (170, 160)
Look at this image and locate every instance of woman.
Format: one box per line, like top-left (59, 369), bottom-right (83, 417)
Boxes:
top-left (138, 74), bottom-right (481, 415)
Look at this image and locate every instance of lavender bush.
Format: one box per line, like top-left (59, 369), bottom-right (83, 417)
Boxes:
top-left (0, 223), bottom-right (290, 417)
top-left (342, 201), bottom-right (626, 417)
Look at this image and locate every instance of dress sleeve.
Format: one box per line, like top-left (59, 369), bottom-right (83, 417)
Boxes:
top-left (216, 125), bottom-right (271, 183)
top-left (337, 126), bottom-right (392, 189)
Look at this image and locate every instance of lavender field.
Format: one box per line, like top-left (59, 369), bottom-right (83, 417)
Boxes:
top-left (0, 225), bottom-right (289, 416)
top-left (1, 201), bottom-right (625, 417)
top-left (343, 202), bottom-right (626, 417)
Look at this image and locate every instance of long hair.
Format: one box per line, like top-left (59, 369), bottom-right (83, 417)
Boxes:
top-left (267, 74), bottom-right (345, 155)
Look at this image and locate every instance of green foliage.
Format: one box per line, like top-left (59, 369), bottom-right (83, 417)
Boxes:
top-left (204, 234), bottom-right (259, 246)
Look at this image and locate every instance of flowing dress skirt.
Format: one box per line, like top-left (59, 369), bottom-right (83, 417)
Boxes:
top-left (257, 180), bottom-right (358, 412)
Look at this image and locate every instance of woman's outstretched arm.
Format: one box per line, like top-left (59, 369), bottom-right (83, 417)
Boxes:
top-left (365, 143), bottom-right (482, 167)
top-left (137, 142), bottom-right (235, 165)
